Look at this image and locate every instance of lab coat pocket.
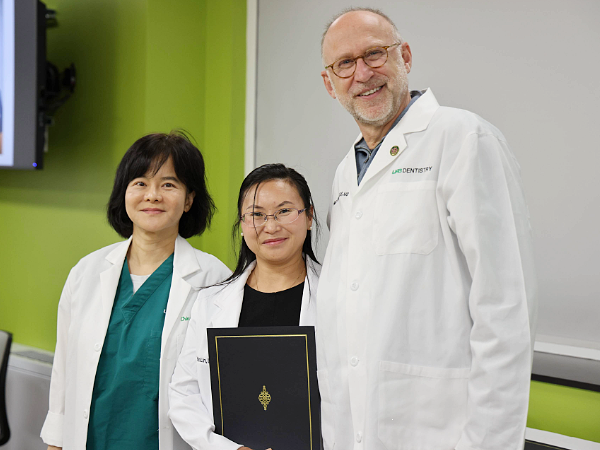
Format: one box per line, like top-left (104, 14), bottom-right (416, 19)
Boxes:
top-left (378, 361), bottom-right (469, 450)
top-left (317, 369), bottom-right (336, 450)
top-left (143, 331), bottom-right (162, 400)
top-left (373, 181), bottom-right (438, 255)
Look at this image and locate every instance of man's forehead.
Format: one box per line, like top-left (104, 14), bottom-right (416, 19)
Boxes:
top-left (323, 11), bottom-right (396, 59)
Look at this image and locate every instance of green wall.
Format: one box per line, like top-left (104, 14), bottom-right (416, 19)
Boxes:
top-left (528, 380), bottom-right (600, 443)
top-left (0, 0), bottom-right (246, 351)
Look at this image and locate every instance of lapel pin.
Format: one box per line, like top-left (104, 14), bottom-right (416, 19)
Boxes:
top-left (390, 146), bottom-right (400, 156)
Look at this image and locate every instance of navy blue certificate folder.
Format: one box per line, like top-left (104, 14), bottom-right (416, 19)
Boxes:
top-left (207, 326), bottom-right (320, 450)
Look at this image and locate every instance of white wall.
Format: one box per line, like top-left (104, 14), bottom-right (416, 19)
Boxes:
top-left (253, 0), bottom-right (600, 348)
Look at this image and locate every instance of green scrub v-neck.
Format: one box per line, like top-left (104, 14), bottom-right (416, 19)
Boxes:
top-left (86, 254), bottom-right (174, 450)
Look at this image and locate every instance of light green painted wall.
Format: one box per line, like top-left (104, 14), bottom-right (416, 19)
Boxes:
top-left (144, 0), bottom-right (246, 261)
top-left (0, 0), bottom-right (246, 351)
top-left (528, 381), bottom-right (600, 443)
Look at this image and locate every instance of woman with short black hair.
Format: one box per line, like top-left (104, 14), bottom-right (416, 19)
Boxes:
top-left (41, 131), bottom-right (231, 450)
top-left (107, 132), bottom-right (215, 239)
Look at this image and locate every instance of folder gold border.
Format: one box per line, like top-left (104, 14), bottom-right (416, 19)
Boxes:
top-left (213, 333), bottom-right (315, 450)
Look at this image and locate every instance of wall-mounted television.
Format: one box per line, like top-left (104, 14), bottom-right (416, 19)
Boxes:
top-left (1, 0), bottom-right (46, 170)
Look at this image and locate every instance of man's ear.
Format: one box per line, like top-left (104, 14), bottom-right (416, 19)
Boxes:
top-left (401, 42), bottom-right (413, 74)
top-left (321, 70), bottom-right (337, 99)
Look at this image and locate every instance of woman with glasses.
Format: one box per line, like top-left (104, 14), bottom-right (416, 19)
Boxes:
top-left (169, 163), bottom-right (319, 450)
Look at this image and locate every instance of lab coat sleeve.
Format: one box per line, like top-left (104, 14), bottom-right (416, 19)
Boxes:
top-left (168, 299), bottom-right (242, 450)
top-left (40, 268), bottom-right (75, 447)
top-left (442, 132), bottom-right (537, 450)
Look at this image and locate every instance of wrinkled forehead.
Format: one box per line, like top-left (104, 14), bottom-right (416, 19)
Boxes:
top-left (323, 11), bottom-right (396, 62)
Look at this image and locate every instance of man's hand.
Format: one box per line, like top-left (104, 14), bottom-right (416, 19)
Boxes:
top-left (239, 447), bottom-right (272, 450)
top-left (47, 446), bottom-right (62, 450)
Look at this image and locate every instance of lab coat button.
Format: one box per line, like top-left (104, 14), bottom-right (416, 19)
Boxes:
top-left (355, 211), bottom-right (363, 219)
top-left (350, 356), bottom-right (359, 366)
top-left (83, 409), bottom-right (89, 419)
top-left (94, 343), bottom-right (101, 352)
top-left (356, 432), bottom-right (362, 443)
top-left (350, 281), bottom-right (359, 291)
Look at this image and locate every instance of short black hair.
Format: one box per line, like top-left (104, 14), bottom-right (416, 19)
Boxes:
top-left (107, 131), bottom-right (215, 239)
top-left (226, 163), bottom-right (320, 284)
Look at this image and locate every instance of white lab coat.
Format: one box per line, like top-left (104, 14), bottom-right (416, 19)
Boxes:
top-left (168, 260), bottom-right (319, 450)
top-left (40, 236), bottom-right (231, 450)
top-left (317, 89), bottom-right (537, 450)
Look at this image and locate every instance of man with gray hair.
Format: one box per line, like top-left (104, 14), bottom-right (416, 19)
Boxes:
top-left (316, 8), bottom-right (537, 450)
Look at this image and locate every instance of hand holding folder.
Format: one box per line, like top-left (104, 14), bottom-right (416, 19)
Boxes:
top-left (207, 326), bottom-right (320, 450)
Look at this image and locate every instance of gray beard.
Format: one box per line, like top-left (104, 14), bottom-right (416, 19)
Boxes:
top-left (331, 68), bottom-right (408, 128)
top-left (351, 100), bottom-right (399, 127)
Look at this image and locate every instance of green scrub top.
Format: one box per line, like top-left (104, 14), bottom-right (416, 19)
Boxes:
top-left (86, 254), bottom-right (174, 450)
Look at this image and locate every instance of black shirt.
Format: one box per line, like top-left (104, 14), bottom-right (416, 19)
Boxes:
top-left (238, 282), bottom-right (304, 327)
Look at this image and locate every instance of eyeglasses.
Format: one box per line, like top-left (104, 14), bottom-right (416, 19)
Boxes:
top-left (240, 208), bottom-right (308, 227)
top-left (324, 43), bottom-right (402, 78)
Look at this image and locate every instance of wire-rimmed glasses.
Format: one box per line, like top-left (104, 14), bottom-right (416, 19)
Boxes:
top-left (324, 43), bottom-right (401, 78)
top-left (240, 208), bottom-right (308, 227)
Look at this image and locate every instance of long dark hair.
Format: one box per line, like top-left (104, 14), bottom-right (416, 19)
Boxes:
top-left (223, 163), bottom-right (319, 285)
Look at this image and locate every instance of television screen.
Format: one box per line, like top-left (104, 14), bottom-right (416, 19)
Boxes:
top-left (0, 0), bottom-right (45, 170)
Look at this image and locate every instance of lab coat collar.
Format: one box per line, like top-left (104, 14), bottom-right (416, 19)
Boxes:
top-left (104, 235), bottom-right (204, 282)
top-left (105, 236), bottom-right (133, 265)
top-left (299, 259), bottom-right (319, 327)
top-left (211, 258), bottom-right (319, 328)
top-left (172, 235), bottom-right (208, 286)
top-left (352, 88), bottom-right (440, 193)
top-left (211, 262), bottom-right (255, 328)
top-left (103, 235), bottom-right (206, 347)
top-left (164, 236), bottom-right (206, 346)
top-left (100, 238), bottom-right (132, 326)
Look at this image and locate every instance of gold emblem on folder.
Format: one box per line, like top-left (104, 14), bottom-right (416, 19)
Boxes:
top-left (258, 385), bottom-right (271, 410)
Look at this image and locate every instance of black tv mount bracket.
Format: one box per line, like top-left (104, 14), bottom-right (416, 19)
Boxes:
top-left (41, 8), bottom-right (76, 126)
